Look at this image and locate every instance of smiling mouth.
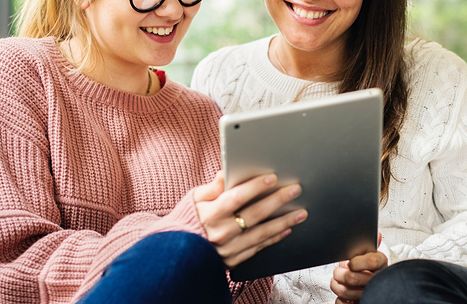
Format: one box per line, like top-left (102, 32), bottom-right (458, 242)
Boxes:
top-left (284, 1), bottom-right (336, 20)
top-left (140, 24), bottom-right (177, 36)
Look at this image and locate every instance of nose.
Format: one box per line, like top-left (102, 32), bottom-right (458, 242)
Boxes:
top-left (154, 0), bottom-right (183, 20)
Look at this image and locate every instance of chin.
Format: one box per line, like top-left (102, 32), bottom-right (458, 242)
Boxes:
top-left (282, 32), bottom-right (320, 52)
top-left (151, 52), bottom-right (176, 67)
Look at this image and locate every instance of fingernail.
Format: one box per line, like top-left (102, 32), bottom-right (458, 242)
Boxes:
top-left (296, 211), bottom-right (308, 224)
top-left (281, 228), bottom-right (292, 238)
top-left (289, 185), bottom-right (302, 198)
top-left (264, 174), bottom-right (277, 185)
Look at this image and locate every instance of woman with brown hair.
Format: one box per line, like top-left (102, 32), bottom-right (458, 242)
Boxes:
top-left (192, 0), bottom-right (467, 303)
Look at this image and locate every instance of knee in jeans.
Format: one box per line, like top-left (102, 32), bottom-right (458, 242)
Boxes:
top-left (384, 259), bottom-right (442, 279)
top-left (364, 260), bottom-right (416, 291)
top-left (366, 259), bottom-right (437, 292)
top-left (157, 231), bottom-right (220, 268)
top-left (170, 232), bottom-right (214, 256)
top-left (105, 232), bottom-right (222, 282)
top-left (151, 232), bottom-right (225, 283)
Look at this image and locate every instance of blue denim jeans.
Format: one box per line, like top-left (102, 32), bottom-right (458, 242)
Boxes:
top-left (78, 231), bottom-right (232, 304)
top-left (361, 259), bottom-right (467, 304)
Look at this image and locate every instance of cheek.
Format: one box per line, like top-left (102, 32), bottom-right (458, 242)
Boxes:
top-left (185, 5), bottom-right (201, 18)
top-left (90, 8), bottom-right (142, 42)
top-left (264, 0), bottom-right (282, 15)
top-left (331, 0), bottom-right (363, 34)
top-left (265, 1), bottom-right (288, 28)
top-left (336, 0), bottom-right (363, 17)
top-left (176, 7), bottom-right (200, 37)
top-left (335, 0), bottom-right (363, 8)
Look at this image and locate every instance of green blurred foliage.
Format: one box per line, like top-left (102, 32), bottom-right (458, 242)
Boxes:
top-left (10, 0), bottom-right (466, 84)
top-left (408, 0), bottom-right (467, 59)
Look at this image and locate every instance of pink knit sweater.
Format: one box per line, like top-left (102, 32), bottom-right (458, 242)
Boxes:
top-left (0, 37), bottom-right (272, 304)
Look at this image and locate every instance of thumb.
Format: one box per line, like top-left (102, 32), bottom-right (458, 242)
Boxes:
top-left (377, 232), bottom-right (383, 248)
top-left (194, 171), bottom-right (224, 202)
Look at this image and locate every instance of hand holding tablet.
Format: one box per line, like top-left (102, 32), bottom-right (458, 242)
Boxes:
top-left (220, 88), bottom-right (383, 281)
top-left (194, 171), bottom-right (308, 268)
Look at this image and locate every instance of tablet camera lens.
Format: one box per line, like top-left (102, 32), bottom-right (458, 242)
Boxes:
top-left (234, 124), bottom-right (240, 129)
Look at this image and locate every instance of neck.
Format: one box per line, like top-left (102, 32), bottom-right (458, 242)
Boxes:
top-left (270, 34), bottom-right (346, 82)
top-left (61, 38), bottom-right (161, 96)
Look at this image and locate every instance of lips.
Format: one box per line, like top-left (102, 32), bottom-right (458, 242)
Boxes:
top-left (284, 1), bottom-right (336, 20)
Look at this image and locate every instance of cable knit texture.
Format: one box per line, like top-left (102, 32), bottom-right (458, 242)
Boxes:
top-left (0, 36), bottom-right (272, 304)
top-left (192, 36), bottom-right (467, 304)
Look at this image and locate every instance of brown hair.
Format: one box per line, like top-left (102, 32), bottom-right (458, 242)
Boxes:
top-left (340, 0), bottom-right (409, 203)
top-left (15, 0), bottom-right (99, 72)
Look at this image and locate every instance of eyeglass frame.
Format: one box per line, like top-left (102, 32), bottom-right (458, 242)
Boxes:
top-left (129, 0), bottom-right (202, 13)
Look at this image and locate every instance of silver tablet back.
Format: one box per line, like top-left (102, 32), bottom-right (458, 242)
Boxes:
top-left (220, 88), bottom-right (383, 282)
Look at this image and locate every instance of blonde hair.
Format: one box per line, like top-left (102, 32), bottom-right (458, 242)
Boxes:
top-left (15, 0), bottom-right (99, 71)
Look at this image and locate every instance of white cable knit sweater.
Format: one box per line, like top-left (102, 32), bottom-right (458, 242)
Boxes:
top-left (191, 36), bottom-right (467, 304)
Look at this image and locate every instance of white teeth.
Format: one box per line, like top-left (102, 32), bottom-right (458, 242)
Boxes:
top-left (292, 5), bottom-right (329, 20)
top-left (143, 26), bottom-right (174, 36)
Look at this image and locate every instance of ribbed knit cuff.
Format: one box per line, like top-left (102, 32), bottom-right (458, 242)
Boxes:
top-left (146, 189), bottom-right (208, 238)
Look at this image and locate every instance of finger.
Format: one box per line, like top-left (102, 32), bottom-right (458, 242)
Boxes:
top-left (224, 228), bottom-right (292, 268)
top-left (217, 174), bottom-right (278, 215)
top-left (339, 260), bottom-right (349, 269)
top-left (204, 215), bottom-right (245, 246)
top-left (333, 266), bottom-right (372, 287)
top-left (194, 171), bottom-right (224, 202)
top-left (348, 251), bottom-right (388, 272)
top-left (218, 209), bottom-right (306, 257)
top-left (330, 278), bottom-right (363, 301)
top-left (238, 183), bottom-right (302, 228)
top-left (377, 232), bottom-right (382, 247)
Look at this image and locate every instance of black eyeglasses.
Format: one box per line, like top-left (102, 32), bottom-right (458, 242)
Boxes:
top-left (130, 0), bottom-right (202, 13)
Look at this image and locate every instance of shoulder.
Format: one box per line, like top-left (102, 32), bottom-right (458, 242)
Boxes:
top-left (192, 37), bottom-right (271, 89)
top-left (0, 36), bottom-right (57, 94)
top-left (405, 39), bottom-right (466, 87)
top-left (401, 39), bottom-right (466, 157)
top-left (196, 37), bottom-right (269, 73)
top-left (0, 37), bottom-right (56, 102)
top-left (405, 39), bottom-right (466, 111)
top-left (0, 38), bottom-right (55, 140)
top-left (191, 37), bottom-right (273, 111)
top-left (0, 36), bottom-right (54, 71)
top-left (0, 37), bottom-right (57, 98)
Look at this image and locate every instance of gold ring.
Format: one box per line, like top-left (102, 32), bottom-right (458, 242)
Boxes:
top-left (234, 214), bottom-right (248, 232)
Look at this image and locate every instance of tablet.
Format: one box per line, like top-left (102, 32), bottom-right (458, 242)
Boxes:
top-left (220, 88), bottom-right (383, 282)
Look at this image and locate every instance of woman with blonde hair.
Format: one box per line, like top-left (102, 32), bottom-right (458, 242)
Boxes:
top-left (193, 0), bottom-right (467, 303)
top-left (0, 0), bottom-right (309, 302)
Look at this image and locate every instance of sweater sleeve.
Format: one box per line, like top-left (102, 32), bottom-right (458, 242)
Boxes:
top-left (0, 40), bottom-right (206, 304)
top-left (386, 49), bottom-right (467, 266)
